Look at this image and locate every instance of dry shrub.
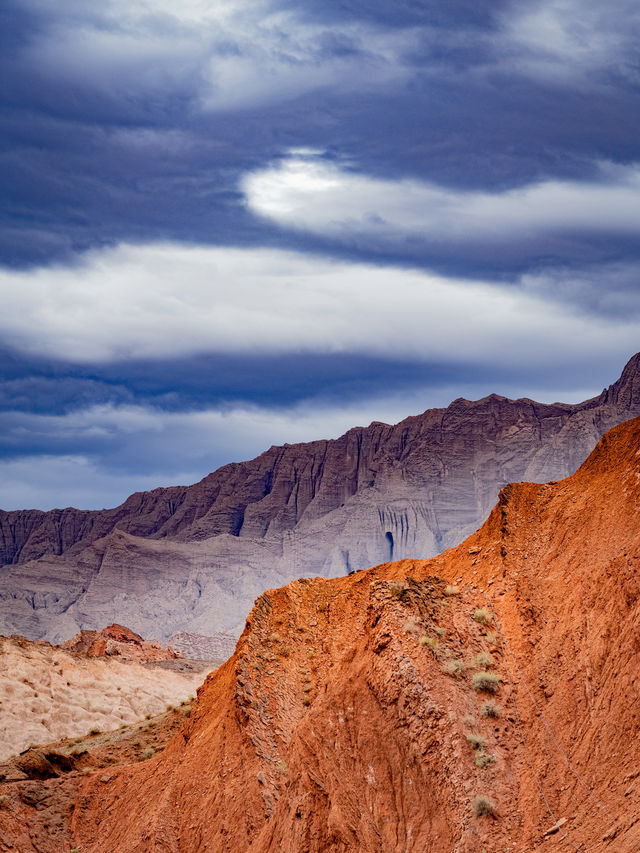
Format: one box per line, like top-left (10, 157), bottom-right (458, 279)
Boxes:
top-left (444, 659), bottom-right (463, 677)
top-left (481, 700), bottom-right (501, 718)
top-left (473, 609), bottom-right (492, 625)
top-left (388, 580), bottom-right (407, 599)
top-left (475, 651), bottom-right (493, 668)
top-left (466, 733), bottom-right (485, 750)
top-left (472, 671), bottom-right (500, 693)
top-left (473, 795), bottom-right (498, 817)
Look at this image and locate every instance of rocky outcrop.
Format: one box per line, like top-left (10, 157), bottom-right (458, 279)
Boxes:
top-left (1, 353), bottom-right (640, 643)
top-left (58, 624), bottom-right (182, 662)
top-left (66, 415), bottom-right (640, 852)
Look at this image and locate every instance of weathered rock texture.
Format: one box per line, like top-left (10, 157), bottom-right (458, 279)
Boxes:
top-left (168, 630), bottom-right (238, 661)
top-left (1, 353), bottom-right (640, 642)
top-left (59, 623), bottom-right (182, 662)
top-left (65, 415), bottom-right (640, 852)
top-left (0, 634), bottom-right (206, 762)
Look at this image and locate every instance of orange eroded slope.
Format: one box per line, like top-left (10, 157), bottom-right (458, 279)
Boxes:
top-left (71, 417), bottom-right (640, 852)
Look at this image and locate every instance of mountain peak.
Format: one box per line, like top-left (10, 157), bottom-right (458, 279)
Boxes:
top-left (596, 351), bottom-right (640, 407)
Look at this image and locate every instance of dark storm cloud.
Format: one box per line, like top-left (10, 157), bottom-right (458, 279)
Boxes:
top-left (2, 0), bottom-right (640, 509)
top-left (1, 0), bottom-right (639, 275)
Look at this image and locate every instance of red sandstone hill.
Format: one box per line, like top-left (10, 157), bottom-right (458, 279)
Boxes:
top-left (58, 623), bottom-right (182, 662)
top-left (2, 353), bottom-right (640, 646)
top-left (58, 415), bottom-right (640, 852)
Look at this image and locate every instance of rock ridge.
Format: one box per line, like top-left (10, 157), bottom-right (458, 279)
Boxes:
top-left (2, 353), bottom-right (640, 642)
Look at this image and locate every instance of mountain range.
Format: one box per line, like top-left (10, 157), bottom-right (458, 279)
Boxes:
top-left (1, 353), bottom-right (639, 643)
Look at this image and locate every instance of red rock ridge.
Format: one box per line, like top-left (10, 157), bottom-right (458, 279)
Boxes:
top-left (59, 624), bottom-right (182, 663)
top-left (69, 416), bottom-right (640, 852)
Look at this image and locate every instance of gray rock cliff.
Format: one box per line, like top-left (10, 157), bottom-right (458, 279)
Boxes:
top-left (2, 353), bottom-right (640, 643)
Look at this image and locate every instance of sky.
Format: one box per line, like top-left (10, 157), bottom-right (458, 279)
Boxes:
top-left (1, 0), bottom-right (640, 510)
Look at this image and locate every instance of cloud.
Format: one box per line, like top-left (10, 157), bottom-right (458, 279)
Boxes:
top-left (243, 153), bottom-right (640, 246)
top-left (1, 242), bottom-right (639, 366)
top-left (15, 0), bottom-right (416, 112)
top-left (0, 455), bottom-right (177, 512)
top-left (499, 0), bottom-right (640, 84)
top-left (521, 262), bottom-right (640, 319)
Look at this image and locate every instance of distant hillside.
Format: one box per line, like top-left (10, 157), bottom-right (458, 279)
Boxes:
top-left (1, 353), bottom-right (639, 643)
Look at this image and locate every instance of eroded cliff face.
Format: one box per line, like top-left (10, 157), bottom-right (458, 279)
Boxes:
top-left (65, 416), bottom-right (640, 852)
top-left (2, 354), bottom-right (640, 642)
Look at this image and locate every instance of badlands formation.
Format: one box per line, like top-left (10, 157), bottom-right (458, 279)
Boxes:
top-left (9, 413), bottom-right (635, 852)
top-left (1, 353), bottom-right (640, 644)
top-left (0, 629), bottom-right (210, 762)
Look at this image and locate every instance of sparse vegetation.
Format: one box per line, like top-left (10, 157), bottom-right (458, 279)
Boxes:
top-left (475, 753), bottom-right (496, 768)
top-left (139, 747), bottom-right (156, 761)
top-left (481, 700), bottom-right (501, 718)
top-left (181, 705), bottom-right (192, 717)
top-left (88, 727), bottom-right (101, 736)
top-left (444, 659), bottom-right (463, 677)
top-left (418, 635), bottom-right (438, 652)
top-left (269, 632), bottom-right (281, 643)
top-left (466, 733), bottom-right (485, 750)
top-left (472, 671), bottom-right (500, 693)
top-left (486, 632), bottom-right (497, 646)
top-left (166, 704), bottom-right (174, 712)
top-left (0, 794), bottom-right (10, 809)
top-left (302, 683), bottom-right (313, 693)
top-left (473, 795), bottom-right (498, 817)
top-left (473, 608), bottom-right (492, 625)
top-left (462, 715), bottom-right (476, 727)
top-left (444, 584), bottom-right (460, 596)
top-left (475, 651), bottom-right (493, 668)
top-left (404, 619), bottom-right (420, 635)
top-left (302, 695), bottom-right (311, 706)
top-left (276, 759), bottom-right (288, 774)
top-left (434, 626), bottom-right (446, 637)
